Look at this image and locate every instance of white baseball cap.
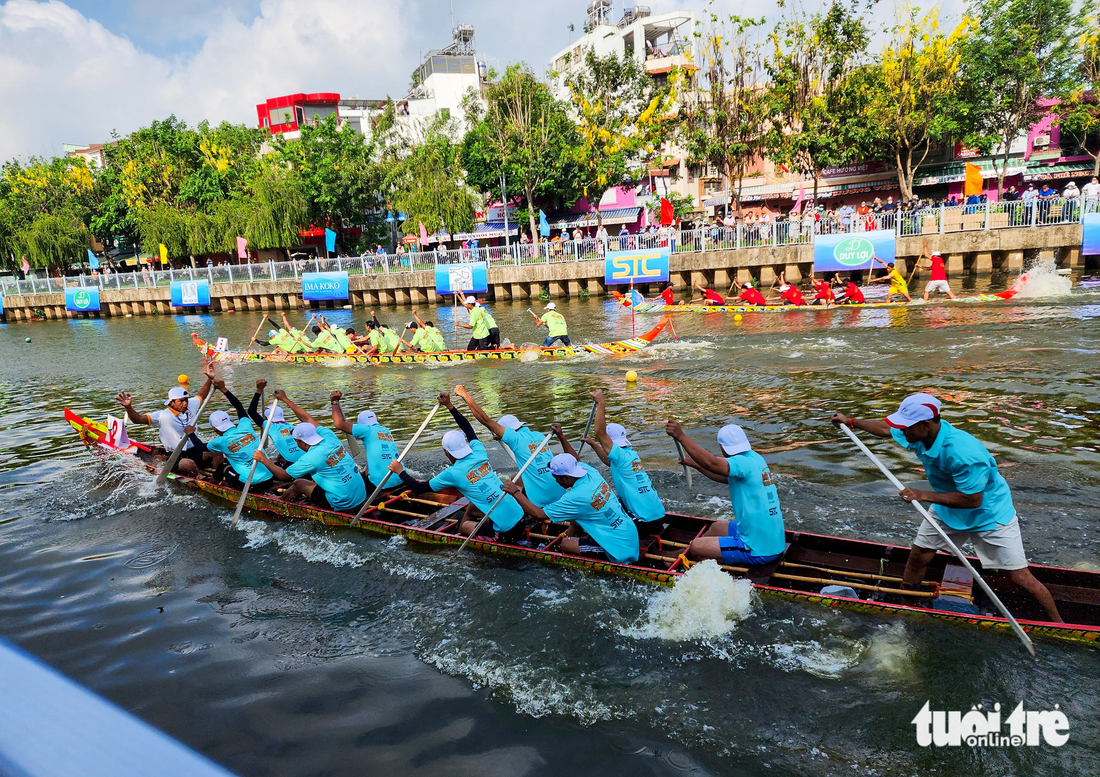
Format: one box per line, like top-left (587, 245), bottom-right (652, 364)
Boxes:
top-left (931, 252), bottom-right (942, 258)
top-left (357, 410), bottom-right (378, 426)
top-left (441, 430), bottom-right (473, 459)
top-left (292, 422), bottom-right (324, 447)
top-left (606, 423), bottom-right (630, 448)
top-left (779, 284), bottom-right (790, 292)
top-left (264, 405), bottom-right (285, 423)
top-left (549, 452), bottom-right (586, 479)
top-left (268, 329), bottom-right (278, 338)
top-left (465, 296), bottom-right (477, 304)
top-left (164, 386), bottom-right (189, 405)
top-left (885, 393), bottom-right (941, 429)
top-left (717, 424), bottom-right (752, 456)
top-left (209, 410), bottom-right (235, 432)
top-left (497, 414), bottom-right (526, 430)
top-left (545, 302), bottom-right (556, 310)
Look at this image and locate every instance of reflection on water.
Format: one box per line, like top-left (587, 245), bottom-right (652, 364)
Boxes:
top-left (1, 285), bottom-right (1099, 777)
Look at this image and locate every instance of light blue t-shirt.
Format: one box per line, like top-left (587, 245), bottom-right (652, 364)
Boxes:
top-left (352, 422), bottom-right (399, 485)
top-left (726, 452), bottom-right (785, 557)
top-left (607, 443), bottom-right (665, 522)
top-left (544, 464), bottom-right (639, 564)
top-left (500, 426), bottom-right (565, 507)
top-left (428, 439), bottom-right (524, 532)
top-left (207, 418), bottom-right (273, 484)
top-left (890, 421), bottom-right (1015, 532)
top-left (286, 427), bottom-right (366, 511)
top-left (269, 421), bottom-right (304, 463)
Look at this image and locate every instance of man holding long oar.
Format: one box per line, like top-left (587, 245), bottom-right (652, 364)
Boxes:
top-left (329, 391), bottom-right (398, 493)
top-left (832, 394), bottom-right (1062, 622)
top-left (386, 392), bottom-right (527, 542)
top-left (202, 376), bottom-right (275, 494)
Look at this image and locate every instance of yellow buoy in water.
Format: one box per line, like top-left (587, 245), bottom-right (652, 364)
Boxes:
top-left (625, 369), bottom-right (638, 383)
top-left (734, 314), bottom-right (743, 323)
top-left (178, 374), bottom-right (189, 387)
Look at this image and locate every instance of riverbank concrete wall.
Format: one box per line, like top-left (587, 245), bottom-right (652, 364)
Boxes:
top-left (3, 224), bottom-right (1089, 323)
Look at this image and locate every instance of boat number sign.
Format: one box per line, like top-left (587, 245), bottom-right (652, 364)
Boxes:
top-left (170, 280), bottom-right (211, 307)
top-left (302, 271), bottom-right (349, 301)
top-left (65, 286), bottom-right (101, 312)
top-left (434, 261), bottom-right (488, 295)
top-left (813, 231), bottom-right (896, 273)
top-left (604, 248), bottom-right (670, 286)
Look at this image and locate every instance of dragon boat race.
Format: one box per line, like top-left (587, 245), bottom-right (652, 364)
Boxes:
top-left (3, 0), bottom-right (1100, 775)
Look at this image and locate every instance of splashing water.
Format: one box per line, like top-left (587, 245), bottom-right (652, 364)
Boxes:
top-left (1013, 258), bottom-right (1073, 298)
top-left (623, 560), bottom-right (754, 641)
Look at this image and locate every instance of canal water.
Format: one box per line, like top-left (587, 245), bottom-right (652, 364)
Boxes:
top-left (1, 269), bottom-right (1098, 776)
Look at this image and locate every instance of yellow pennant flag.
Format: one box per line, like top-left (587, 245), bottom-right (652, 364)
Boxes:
top-left (159, 243), bottom-right (168, 263)
top-left (963, 163), bottom-right (983, 197)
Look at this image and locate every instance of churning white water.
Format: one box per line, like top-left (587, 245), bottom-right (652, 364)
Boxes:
top-left (624, 560), bottom-right (755, 641)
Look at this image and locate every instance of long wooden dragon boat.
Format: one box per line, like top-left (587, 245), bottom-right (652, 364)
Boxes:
top-left (613, 288), bottom-right (1018, 314)
top-left (192, 316), bottom-right (671, 365)
top-left (66, 408), bottom-right (1100, 648)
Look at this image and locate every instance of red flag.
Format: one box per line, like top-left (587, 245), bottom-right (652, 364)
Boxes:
top-left (21, 258), bottom-right (30, 275)
top-left (659, 197), bottom-right (674, 226)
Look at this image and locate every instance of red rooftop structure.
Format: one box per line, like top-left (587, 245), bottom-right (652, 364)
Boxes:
top-left (256, 93), bottom-right (340, 134)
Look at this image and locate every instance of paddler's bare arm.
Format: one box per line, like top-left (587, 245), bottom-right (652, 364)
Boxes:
top-left (114, 392), bottom-right (151, 425)
top-left (899, 486), bottom-right (982, 509)
top-left (680, 453), bottom-right (729, 484)
top-left (196, 362), bottom-right (215, 401)
top-left (501, 481), bottom-right (547, 521)
top-left (830, 413), bottom-right (891, 438)
top-left (252, 449), bottom-right (291, 481)
top-left (589, 390), bottom-right (614, 453)
top-left (579, 436), bottom-right (610, 466)
top-left (412, 309), bottom-right (427, 328)
top-left (664, 420), bottom-right (730, 478)
top-left (329, 390), bottom-right (353, 434)
top-left (273, 389), bottom-right (317, 425)
top-left (453, 385), bottom-right (505, 438)
top-left (550, 423), bottom-right (578, 459)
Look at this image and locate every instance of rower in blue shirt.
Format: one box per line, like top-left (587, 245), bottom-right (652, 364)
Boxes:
top-left (832, 393), bottom-right (1062, 622)
top-left (203, 376), bottom-right (275, 493)
top-left (568, 390), bottom-right (665, 534)
top-left (250, 389), bottom-right (366, 512)
top-left (665, 420), bottom-right (785, 566)
top-left (246, 379), bottom-right (302, 464)
top-left (502, 453), bottom-right (640, 564)
top-left (387, 392), bottom-right (527, 542)
top-left (451, 385), bottom-right (566, 507)
top-left (329, 391), bottom-right (399, 491)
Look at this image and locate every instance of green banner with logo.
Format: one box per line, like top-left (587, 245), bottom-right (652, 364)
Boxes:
top-left (813, 231), bottom-right (896, 272)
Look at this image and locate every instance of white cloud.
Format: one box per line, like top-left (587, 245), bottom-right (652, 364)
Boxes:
top-left (0, 0), bottom-right (415, 160)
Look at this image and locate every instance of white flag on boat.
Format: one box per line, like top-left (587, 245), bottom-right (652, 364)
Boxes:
top-left (214, 337), bottom-right (229, 352)
top-left (105, 415), bottom-right (130, 449)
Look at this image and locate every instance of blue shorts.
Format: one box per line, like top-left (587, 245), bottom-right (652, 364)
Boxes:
top-left (718, 522), bottom-right (781, 566)
top-left (543, 335), bottom-right (571, 347)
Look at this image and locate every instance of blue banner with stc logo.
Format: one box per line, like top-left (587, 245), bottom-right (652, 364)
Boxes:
top-left (301, 271), bottom-right (349, 301)
top-left (604, 247), bottom-right (670, 286)
top-left (434, 261), bottom-right (488, 295)
top-left (65, 286), bottom-right (100, 312)
top-left (1083, 213), bottom-right (1100, 256)
top-left (170, 279), bottom-right (211, 307)
top-left (813, 231), bottom-right (896, 273)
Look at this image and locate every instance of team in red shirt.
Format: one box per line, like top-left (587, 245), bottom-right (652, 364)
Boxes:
top-left (660, 273), bottom-right (876, 308)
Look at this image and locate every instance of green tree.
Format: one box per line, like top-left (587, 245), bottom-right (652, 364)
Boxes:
top-left (0, 156), bottom-right (96, 270)
top-left (960, 0), bottom-right (1081, 194)
top-left (387, 116), bottom-right (480, 236)
top-left (563, 48), bottom-right (680, 226)
top-left (861, 11), bottom-right (976, 200)
top-left (1056, 11), bottom-right (1100, 176)
top-left (462, 64), bottom-right (581, 241)
top-left (681, 12), bottom-right (769, 218)
top-left (765, 0), bottom-right (875, 200)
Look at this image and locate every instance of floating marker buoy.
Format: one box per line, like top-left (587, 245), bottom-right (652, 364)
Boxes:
top-left (25, 337), bottom-right (31, 343)
top-left (734, 314), bottom-right (743, 322)
top-left (178, 374), bottom-right (189, 387)
top-left (625, 369), bottom-right (638, 383)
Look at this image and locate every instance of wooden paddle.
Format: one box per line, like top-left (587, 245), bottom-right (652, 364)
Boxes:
top-left (351, 402), bottom-right (442, 524)
top-left (287, 313), bottom-right (318, 352)
top-left (837, 422), bottom-right (1035, 656)
top-left (673, 439), bottom-right (693, 488)
top-left (156, 390), bottom-right (216, 485)
top-left (906, 239), bottom-right (929, 286)
top-left (391, 325), bottom-right (409, 356)
top-left (457, 432), bottom-right (554, 553)
top-left (575, 399), bottom-right (599, 459)
top-left (243, 314), bottom-right (270, 354)
top-left (231, 399), bottom-right (279, 527)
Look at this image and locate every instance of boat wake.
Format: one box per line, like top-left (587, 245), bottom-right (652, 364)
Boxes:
top-left (622, 560), bottom-right (755, 641)
top-left (1014, 259), bottom-right (1073, 298)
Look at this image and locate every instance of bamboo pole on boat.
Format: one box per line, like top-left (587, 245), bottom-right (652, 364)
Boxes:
top-left (457, 432), bottom-right (554, 552)
top-left (838, 422), bottom-right (1036, 655)
top-left (351, 403), bottom-right (442, 524)
top-left (243, 314), bottom-right (270, 354)
top-left (157, 391), bottom-right (216, 485)
top-left (672, 439), bottom-right (692, 488)
top-left (231, 400), bottom-right (279, 527)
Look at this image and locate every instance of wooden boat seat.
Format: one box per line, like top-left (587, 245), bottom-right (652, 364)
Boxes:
top-left (746, 541), bottom-right (793, 584)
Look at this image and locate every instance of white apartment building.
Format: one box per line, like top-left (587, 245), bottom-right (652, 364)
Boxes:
top-left (396, 24), bottom-right (488, 136)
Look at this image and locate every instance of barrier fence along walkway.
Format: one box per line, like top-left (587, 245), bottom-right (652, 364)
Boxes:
top-left (3, 196), bottom-right (1098, 299)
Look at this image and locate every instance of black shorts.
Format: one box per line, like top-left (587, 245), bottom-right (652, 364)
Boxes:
top-left (220, 466), bottom-right (274, 493)
top-left (573, 530), bottom-right (608, 559)
top-left (173, 440), bottom-right (209, 473)
top-left (472, 516), bottom-right (528, 544)
top-left (483, 328), bottom-right (500, 349)
top-left (307, 485), bottom-right (333, 509)
top-left (634, 517), bottom-right (667, 536)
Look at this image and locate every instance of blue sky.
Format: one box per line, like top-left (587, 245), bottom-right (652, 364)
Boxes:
top-left (0, 0), bottom-right (963, 161)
